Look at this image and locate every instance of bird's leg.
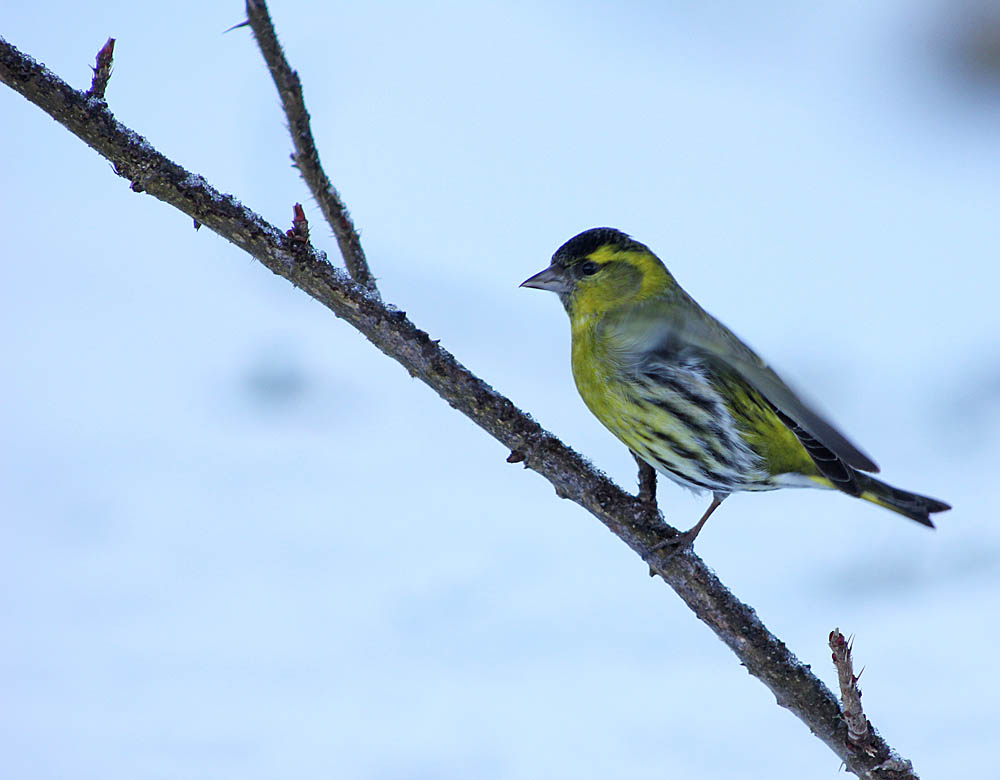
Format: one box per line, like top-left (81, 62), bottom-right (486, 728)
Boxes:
top-left (632, 450), bottom-right (657, 506)
top-left (650, 492), bottom-right (728, 555)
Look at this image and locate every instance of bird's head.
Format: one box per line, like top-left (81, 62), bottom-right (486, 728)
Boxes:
top-left (521, 228), bottom-right (676, 322)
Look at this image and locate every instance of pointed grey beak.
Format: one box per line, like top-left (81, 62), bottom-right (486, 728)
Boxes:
top-left (520, 264), bottom-right (570, 294)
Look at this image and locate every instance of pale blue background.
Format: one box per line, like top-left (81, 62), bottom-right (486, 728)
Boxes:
top-left (2, 1), bottom-right (998, 777)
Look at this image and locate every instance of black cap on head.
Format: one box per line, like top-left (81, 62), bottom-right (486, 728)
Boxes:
top-left (552, 228), bottom-right (648, 265)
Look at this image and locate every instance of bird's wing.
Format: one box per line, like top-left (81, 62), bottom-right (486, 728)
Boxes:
top-left (604, 301), bottom-right (880, 474)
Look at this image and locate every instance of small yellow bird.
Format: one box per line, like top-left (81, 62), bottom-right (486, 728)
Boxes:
top-left (522, 227), bottom-right (949, 548)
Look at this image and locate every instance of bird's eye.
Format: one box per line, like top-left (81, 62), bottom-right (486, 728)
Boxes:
top-left (580, 261), bottom-right (599, 276)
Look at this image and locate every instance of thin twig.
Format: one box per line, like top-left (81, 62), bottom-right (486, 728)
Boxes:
top-left (240, 0), bottom-right (378, 295)
top-left (0, 34), bottom-right (917, 779)
top-left (829, 629), bottom-right (917, 778)
top-left (87, 37), bottom-right (114, 100)
top-left (830, 629), bottom-right (873, 748)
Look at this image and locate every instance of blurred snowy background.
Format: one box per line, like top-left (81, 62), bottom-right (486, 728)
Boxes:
top-left (2, 1), bottom-right (998, 777)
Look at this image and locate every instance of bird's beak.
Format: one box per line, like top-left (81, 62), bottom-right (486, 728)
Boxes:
top-left (520, 264), bottom-right (570, 294)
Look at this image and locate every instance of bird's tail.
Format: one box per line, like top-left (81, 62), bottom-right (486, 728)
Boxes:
top-left (854, 474), bottom-right (950, 528)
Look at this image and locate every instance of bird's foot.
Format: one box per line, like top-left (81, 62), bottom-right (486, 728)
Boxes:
top-left (631, 452), bottom-right (660, 525)
top-left (647, 492), bottom-right (726, 559)
top-left (648, 528), bottom-right (699, 559)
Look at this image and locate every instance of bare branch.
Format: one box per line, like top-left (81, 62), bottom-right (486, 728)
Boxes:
top-left (0, 33), bottom-right (918, 778)
top-left (240, 0), bottom-right (378, 295)
top-left (830, 629), bottom-right (918, 779)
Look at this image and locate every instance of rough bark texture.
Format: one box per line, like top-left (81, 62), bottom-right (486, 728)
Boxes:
top-left (0, 30), bottom-right (918, 779)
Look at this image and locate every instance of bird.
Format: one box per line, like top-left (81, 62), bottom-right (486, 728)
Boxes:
top-left (521, 227), bottom-right (950, 550)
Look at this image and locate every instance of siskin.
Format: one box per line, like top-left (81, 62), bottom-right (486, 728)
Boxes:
top-left (522, 227), bottom-right (949, 549)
